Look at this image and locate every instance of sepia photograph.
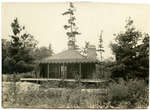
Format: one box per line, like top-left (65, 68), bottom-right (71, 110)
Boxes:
top-left (1, 1), bottom-right (149, 109)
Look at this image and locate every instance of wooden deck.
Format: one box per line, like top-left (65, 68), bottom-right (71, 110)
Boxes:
top-left (20, 78), bottom-right (108, 83)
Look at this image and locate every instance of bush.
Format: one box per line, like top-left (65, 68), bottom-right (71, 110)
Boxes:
top-left (2, 74), bottom-right (13, 82)
top-left (107, 78), bottom-right (148, 108)
top-left (60, 83), bottom-right (84, 107)
top-left (40, 81), bottom-right (59, 88)
top-left (107, 78), bottom-right (129, 106)
top-left (18, 72), bottom-right (35, 78)
top-left (3, 78), bottom-right (148, 108)
top-left (127, 79), bottom-right (148, 108)
top-left (2, 72), bottom-right (35, 82)
top-left (3, 57), bottom-right (16, 74)
top-left (16, 61), bottom-right (34, 73)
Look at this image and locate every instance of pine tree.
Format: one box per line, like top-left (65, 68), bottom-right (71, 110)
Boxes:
top-left (5, 18), bottom-right (38, 73)
top-left (110, 17), bottom-right (148, 80)
top-left (62, 2), bottom-right (81, 49)
top-left (97, 30), bottom-right (104, 77)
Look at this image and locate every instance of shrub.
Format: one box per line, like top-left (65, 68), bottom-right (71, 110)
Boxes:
top-left (60, 83), bottom-right (84, 107)
top-left (127, 79), bottom-right (148, 108)
top-left (134, 88), bottom-right (148, 108)
top-left (17, 72), bottom-right (35, 79)
top-left (2, 74), bottom-right (13, 82)
top-left (16, 61), bottom-right (34, 73)
top-left (3, 57), bottom-right (16, 74)
top-left (3, 72), bottom-right (35, 82)
top-left (3, 78), bottom-right (148, 108)
top-left (107, 78), bottom-right (148, 108)
top-left (40, 81), bottom-right (59, 88)
top-left (107, 78), bottom-right (129, 106)
top-left (2, 81), bottom-right (20, 107)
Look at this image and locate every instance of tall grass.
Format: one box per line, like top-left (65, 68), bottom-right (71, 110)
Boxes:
top-left (2, 78), bottom-right (148, 108)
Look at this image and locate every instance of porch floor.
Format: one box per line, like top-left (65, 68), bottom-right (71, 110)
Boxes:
top-left (20, 78), bottom-right (108, 83)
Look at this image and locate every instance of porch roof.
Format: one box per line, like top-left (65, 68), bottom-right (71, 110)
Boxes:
top-left (39, 49), bottom-right (100, 64)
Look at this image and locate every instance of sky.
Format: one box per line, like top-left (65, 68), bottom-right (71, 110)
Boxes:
top-left (2, 2), bottom-right (150, 59)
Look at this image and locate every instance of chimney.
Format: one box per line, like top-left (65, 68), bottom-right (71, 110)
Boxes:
top-left (87, 45), bottom-right (97, 59)
top-left (68, 40), bottom-right (75, 50)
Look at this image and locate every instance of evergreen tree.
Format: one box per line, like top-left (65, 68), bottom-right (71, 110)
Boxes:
top-left (135, 34), bottom-right (149, 80)
top-left (2, 39), bottom-right (10, 73)
top-left (110, 17), bottom-right (149, 80)
top-left (97, 30), bottom-right (105, 78)
top-left (62, 2), bottom-right (81, 49)
top-left (82, 41), bottom-right (90, 55)
top-left (4, 18), bottom-right (38, 73)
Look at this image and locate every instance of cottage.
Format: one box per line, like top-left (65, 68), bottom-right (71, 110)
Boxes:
top-left (35, 2), bottom-right (100, 80)
top-left (38, 44), bottom-right (100, 80)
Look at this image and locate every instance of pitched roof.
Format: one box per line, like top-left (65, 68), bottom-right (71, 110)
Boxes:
top-left (39, 49), bottom-right (99, 64)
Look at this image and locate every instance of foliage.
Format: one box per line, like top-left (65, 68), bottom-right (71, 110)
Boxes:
top-left (80, 41), bottom-right (90, 56)
top-left (2, 39), bottom-right (11, 73)
top-left (96, 59), bottom-right (113, 79)
top-left (2, 18), bottom-right (54, 74)
top-left (107, 78), bottom-right (148, 108)
top-left (127, 79), bottom-right (148, 107)
top-left (97, 31), bottom-right (105, 78)
top-left (40, 81), bottom-right (60, 88)
top-left (3, 82), bottom-right (18, 105)
top-left (110, 17), bottom-right (149, 80)
top-left (2, 73), bottom-right (35, 82)
top-left (134, 34), bottom-right (149, 79)
top-left (32, 45), bottom-right (53, 60)
top-left (98, 30), bottom-right (104, 52)
top-left (2, 18), bottom-right (38, 74)
top-left (62, 2), bottom-right (81, 49)
top-left (2, 78), bottom-right (148, 108)
top-left (3, 57), bottom-right (16, 73)
top-left (107, 79), bottom-right (129, 106)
